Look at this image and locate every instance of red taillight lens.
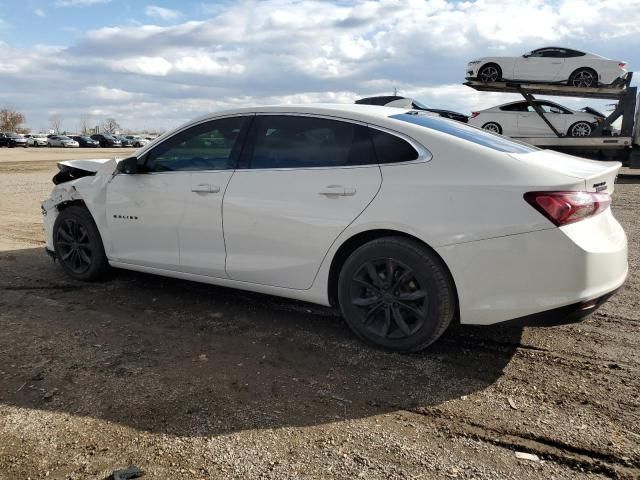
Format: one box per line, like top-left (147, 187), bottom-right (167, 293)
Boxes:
top-left (618, 62), bottom-right (627, 68)
top-left (471, 112), bottom-right (479, 118)
top-left (524, 191), bottom-right (611, 226)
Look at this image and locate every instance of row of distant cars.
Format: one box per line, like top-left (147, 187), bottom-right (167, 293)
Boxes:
top-left (0, 132), bottom-right (156, 148)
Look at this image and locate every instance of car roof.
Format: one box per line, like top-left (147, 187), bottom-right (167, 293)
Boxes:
top-left (187, 103), bottom-right (412, 127)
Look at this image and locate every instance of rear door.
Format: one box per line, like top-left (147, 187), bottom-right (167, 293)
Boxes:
top-left (222, 114), bottom-right (382, 289)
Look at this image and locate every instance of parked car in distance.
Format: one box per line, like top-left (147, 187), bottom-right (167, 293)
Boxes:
top-left (466, 47), bottom-right (628, 87)
top-left (41, 104), bottom-right (627, 352)
top-left (48, 135), bottom-right (80, 148)
top-left (124, 135), bottom-right (149, 147)
top-left (25, 133), bottom-right (49, 147)
top-left (115, 135), bottom-right (134, 147)
top-left (468, 100), bottom-right (604, 137)
top-left (356, 96), bottom-right (469, 122)
top-left (4, 132), bottom-right (28, 148)
top-left (70, 135), bottom-right (100, 148)
top-left (90, 134), bottom-right (122, 147)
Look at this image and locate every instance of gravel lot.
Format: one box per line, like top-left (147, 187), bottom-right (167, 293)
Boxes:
top-left (0, 149), bottom-right (638, 479)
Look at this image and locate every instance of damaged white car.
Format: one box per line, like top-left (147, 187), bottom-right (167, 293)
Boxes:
top-left (42, 104), bottom-right (627, 352)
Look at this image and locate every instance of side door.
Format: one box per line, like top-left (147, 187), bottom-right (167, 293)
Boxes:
top-left (105, 115), bottom-right (250, 275)
top-left (222, 114), bottom-right (382, 289)
top-left (513, 48), bottom-right (565, 82)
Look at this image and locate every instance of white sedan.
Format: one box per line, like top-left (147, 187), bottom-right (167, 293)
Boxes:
top-left (466, 47), bottom-right (628, 87)
top-left (47, 135), bottom-right (79, 148)
top-left (41, 104), bottom-right (627, 351)
top-left (25, 133), bottom-right (49, 147)
top-left (468, 100), bottom-right (602, 137)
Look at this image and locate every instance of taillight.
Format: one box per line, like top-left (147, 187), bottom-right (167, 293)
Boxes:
top-left (471, 112), bottom-right (479, 118)
top-left (524, 191), bottom-right (611, 226)
top-left (618, 62), bottom-right (627, 68)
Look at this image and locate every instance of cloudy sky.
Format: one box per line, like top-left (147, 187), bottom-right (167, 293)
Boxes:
top-left (0, 0), bottom-right (639, 133)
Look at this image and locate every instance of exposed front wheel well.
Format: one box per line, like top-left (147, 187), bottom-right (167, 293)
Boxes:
top-left (56, 199), bottom-right (87, 212)
top-left (327, 229), bottom-right (458, 311)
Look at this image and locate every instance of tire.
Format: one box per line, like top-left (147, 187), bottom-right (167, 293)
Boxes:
top-left (569, 68), bottom-right (598, 88)
top-left (477, 63), bottom-right (502, 83)
top-left (481, 122), bottom-right (502, 134)
top-left (337, 237), bottom-right (456, 352)
top-left (568, 121), bottom-right (593, 137)
top-left (53, 205), bottom-right (109, 281)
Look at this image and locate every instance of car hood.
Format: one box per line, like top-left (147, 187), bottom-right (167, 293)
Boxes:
top-left (58, 158), bottom-right (118, 173)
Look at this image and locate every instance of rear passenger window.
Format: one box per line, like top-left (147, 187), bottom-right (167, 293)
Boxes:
top-left (369, 128), bottom-right (419, 164)
top-left (246, 115), bottom-right (375, 169)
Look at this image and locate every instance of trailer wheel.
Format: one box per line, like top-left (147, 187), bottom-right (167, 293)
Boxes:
top-left (478, 63), bottom-right (502, 83)
top-left (569, 68), bottom-right (598, 88)
top-left (482, 122), bottom-right (502, 134)
top-left (569, 121), bottom-right (593, 137)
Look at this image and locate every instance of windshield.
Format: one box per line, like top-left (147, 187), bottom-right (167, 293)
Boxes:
top-left (389, 112), bottom-right (538, 154)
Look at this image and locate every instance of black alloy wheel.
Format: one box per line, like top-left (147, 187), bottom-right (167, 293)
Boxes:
top-left (56, 218), bottom-right (92, 275)
top-left (53, 205), bottom-right (109, 281)
top-left (338, 237), bottom-right (456, 352)
top-left (349, 258), bottom-right (428, 339)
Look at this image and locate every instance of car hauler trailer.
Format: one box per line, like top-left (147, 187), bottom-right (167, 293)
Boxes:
top-left (464, 73), bottom-right (639, 165)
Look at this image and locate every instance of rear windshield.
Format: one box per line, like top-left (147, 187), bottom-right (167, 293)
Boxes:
top-left (390, 112), bottom-right (538, 153)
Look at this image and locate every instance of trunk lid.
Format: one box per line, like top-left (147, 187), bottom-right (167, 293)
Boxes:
top-left (509, 150), bottom-right (620, 194)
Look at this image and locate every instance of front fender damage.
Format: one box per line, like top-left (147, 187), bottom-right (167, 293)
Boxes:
top-left (42, 158), bottom-right (118, 252)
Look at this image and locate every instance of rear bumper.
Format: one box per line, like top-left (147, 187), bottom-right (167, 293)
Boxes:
top-left (501, 289), bottom-right (619, 327)
top-left (436, 209), bottom-right (627, 325)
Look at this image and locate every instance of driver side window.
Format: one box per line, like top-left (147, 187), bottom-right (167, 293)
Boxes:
top-left (145, 116), bottom-right (249, 172)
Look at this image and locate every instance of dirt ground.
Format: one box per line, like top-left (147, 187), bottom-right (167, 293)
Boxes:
top-left (0, 149), bottom-right (638, 480)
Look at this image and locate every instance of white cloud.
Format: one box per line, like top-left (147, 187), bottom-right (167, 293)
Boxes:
top-left (55, 0), bottom-right (110, 6)
top-left (83, 86), bottom-right (137, 101)
top-left (34, 8), bottom-right (46, 17)
top-left (145, 5), bottom-right (183, 21)
top-left (1, 0), bottom-right (639, 131)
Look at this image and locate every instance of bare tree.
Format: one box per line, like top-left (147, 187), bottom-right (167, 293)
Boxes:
top-left (78, 114), bottom-right (92, 135)
top-left (101, 118), bottom-right (121, 135)
top-left (49, 114), bottom-right (64, 134)
top-left (0, 107), bottom-right (26, 132)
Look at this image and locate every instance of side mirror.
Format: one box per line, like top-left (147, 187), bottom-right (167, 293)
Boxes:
top-left (522, 54), bottom-right (530, 58)
top-left (117, 156), bottom-right (139, 174)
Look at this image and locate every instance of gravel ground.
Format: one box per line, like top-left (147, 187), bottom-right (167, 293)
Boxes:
top-left (0, 150), bottom-right (638, 479)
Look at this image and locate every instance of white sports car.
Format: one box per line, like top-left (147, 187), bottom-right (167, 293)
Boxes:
top-left (468, 99), bottom-right (603, 137)
top-left (466, 47), bottom-right (628, 87)
top-left (41, 104), bottom-right (627, 351)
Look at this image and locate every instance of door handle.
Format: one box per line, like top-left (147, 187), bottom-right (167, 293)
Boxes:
top-left (318, 185), bottom-right (356, 197)
top-left (551, 62), bottom-right (562, 64)
top-left (191, 184), bottom-right (220, 193)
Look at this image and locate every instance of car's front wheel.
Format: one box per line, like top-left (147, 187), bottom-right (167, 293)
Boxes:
top-left (478, 63), bottom-right (502, 83)
top-left (337, 237), bottom-right (456, 352)
top-left (53, 205), bottom-right (109, 281)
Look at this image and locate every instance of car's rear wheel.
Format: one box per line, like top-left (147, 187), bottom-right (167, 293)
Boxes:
top-left (478, 63), bottom-right (502, 83)
top-left (337, 237), bottom-right (456, 352)
top-left (569, 121), bottom-right (593, 137)
top-left (569, 68), bottom-right (597, 88)
top-left (53, 205), bottom-right (109, 281)
top-left (482, 122), bottom-right (502, 134)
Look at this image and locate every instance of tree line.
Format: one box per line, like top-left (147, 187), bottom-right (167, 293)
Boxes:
top-left (1, 107), bottom-right (162, 136)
